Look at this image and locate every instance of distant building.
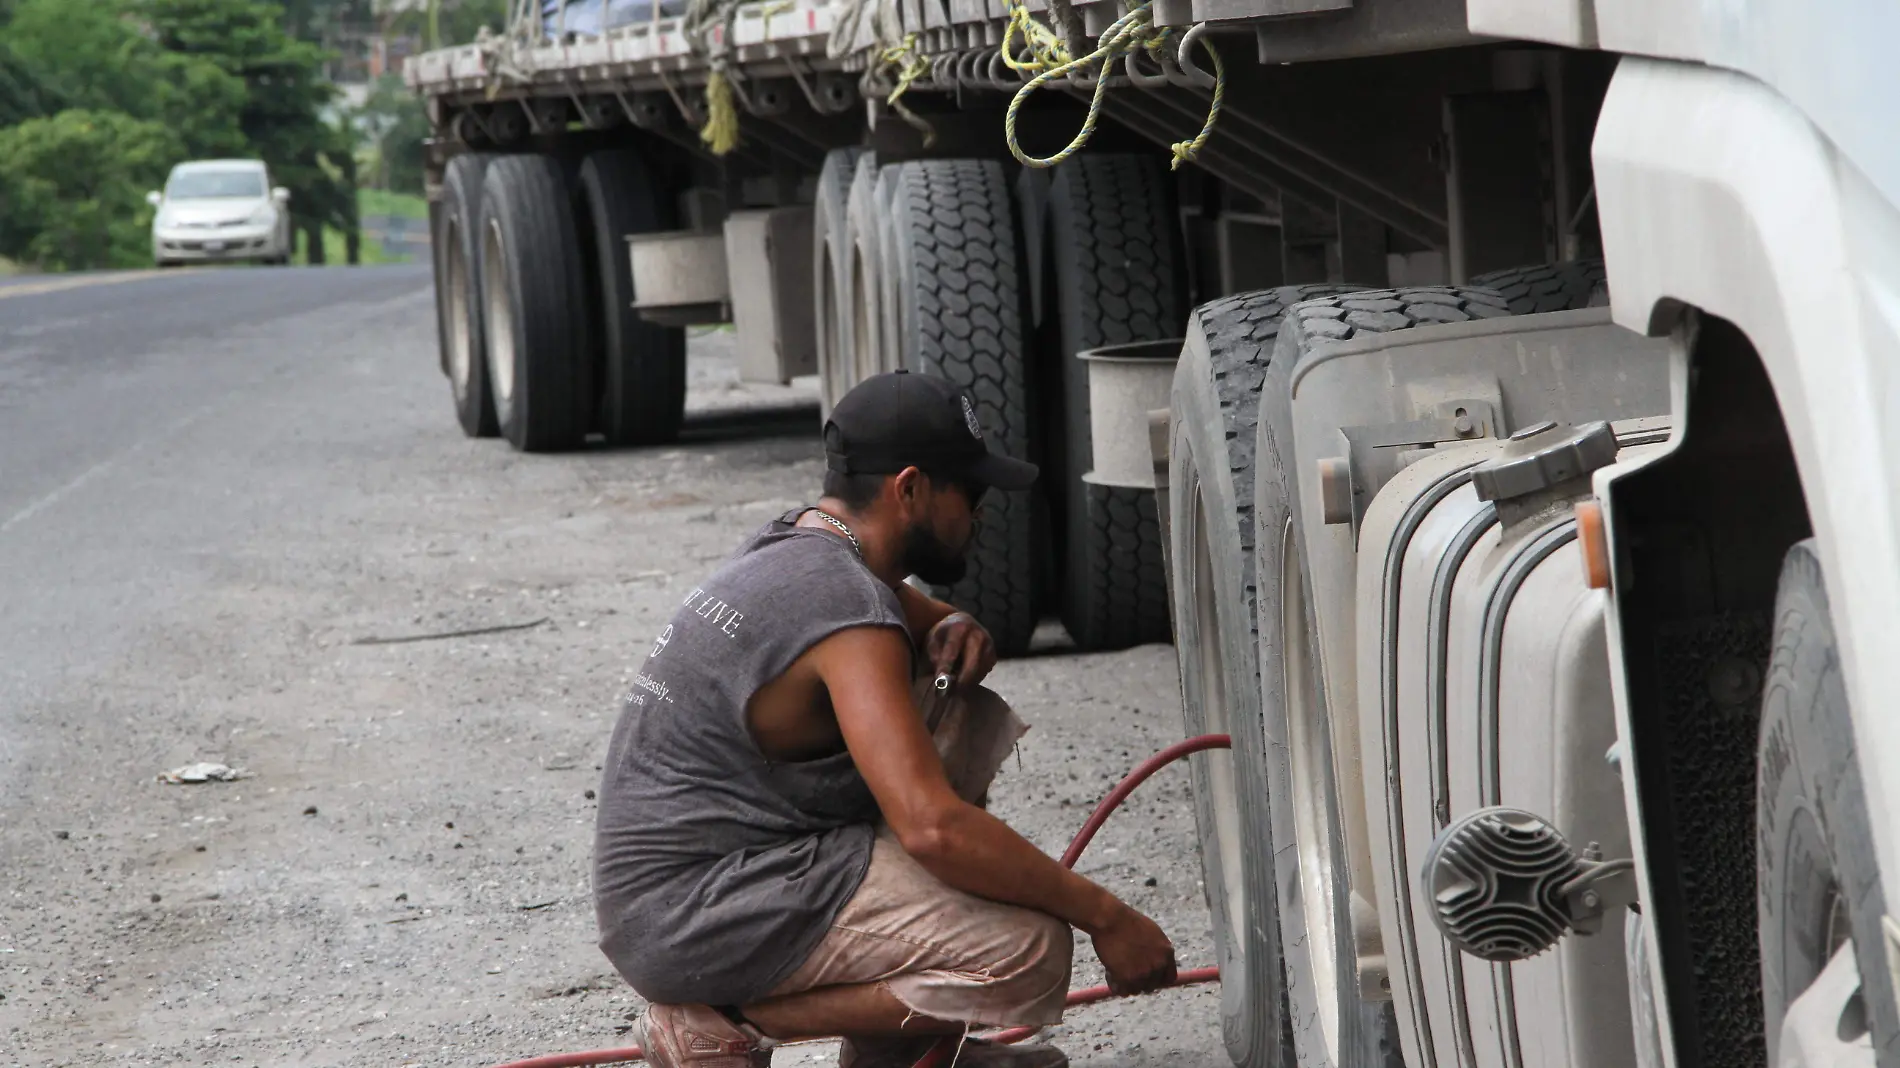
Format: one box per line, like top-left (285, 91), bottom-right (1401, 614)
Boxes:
top-left (323, 0), bottom-right (428, 95)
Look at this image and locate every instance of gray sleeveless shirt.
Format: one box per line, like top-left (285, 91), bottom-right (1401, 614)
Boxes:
top-left (593, 511), bottom-right (908, 1005)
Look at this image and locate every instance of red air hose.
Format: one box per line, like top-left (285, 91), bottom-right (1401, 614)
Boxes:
top-left (489, 733), bottom-right (1232, 1068)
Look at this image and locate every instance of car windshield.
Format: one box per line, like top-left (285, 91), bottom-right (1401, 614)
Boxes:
top-left (167, 170), bottom-right (266, 199)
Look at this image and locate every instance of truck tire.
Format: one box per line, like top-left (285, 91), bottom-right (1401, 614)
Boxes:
top-left (575, 150), bottom-right (685, 446)
top-left (814, 148), bottom-right (866, 419)
top-left (891, 159), bottom-right (1040, 656)
top-left (1015, 167), bottom-right (1051, 330)
top-left (841, 154), bottom-right (885, 397)
top-left (479, 154), bottom-right (593, 452)
top-left (1470, 259), bottom-right (1608, 314)
top-left (439, 152), bottom-right (499, 438)
top-left (1045, 155), bottom-right (1187, 650)
top-left (876, 163), bottom-right (906, 375)
top-left (1757, 539), bottom-right (1900, 1066)
top-left (1259, 288), bottom-right (1522, 1068)
top-left (1171, 284), bottom-right (1364, 1068)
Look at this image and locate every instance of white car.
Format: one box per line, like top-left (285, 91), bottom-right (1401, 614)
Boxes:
top-left (148, 160), bottom-right (293, 267)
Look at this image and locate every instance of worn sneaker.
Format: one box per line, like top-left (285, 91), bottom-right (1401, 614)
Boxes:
top-left (841, 1036), bottom-right (1069, 1068)
top-left (636, 1003), bottom-right (774, 1068)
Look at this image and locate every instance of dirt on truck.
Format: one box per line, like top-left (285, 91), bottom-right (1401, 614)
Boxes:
top-left (407, 2), bottom-right (1900, 1067)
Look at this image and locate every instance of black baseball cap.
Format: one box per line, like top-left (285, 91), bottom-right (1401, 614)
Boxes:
top-left (825, 370), bottom-right (1039, 491)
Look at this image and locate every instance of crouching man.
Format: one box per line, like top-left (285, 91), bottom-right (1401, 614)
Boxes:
top-left (594, 371), bottom-right (1177, 1068)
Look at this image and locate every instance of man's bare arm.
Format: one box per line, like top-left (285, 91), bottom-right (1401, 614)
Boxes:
top-left (894, 581), bottom-right (958, 644)
top-left (810, 625), bottom-right (1176, 994)
top-left (894, 584), bottom-right (996, 686)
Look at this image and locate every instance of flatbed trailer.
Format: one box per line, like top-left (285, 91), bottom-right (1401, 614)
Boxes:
top-left (407, 3), bottom-right (1900, 1066)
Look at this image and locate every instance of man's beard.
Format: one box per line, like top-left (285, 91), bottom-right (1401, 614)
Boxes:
top-left (902, 520), bottom-right (969, 586)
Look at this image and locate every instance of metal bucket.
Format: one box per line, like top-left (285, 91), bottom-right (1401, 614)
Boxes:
top-left (1078, 338), bottom-right (1183, 489)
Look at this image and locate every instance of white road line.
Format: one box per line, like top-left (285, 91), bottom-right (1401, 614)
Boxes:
top-left (0, 399), bottom-right (220, 536)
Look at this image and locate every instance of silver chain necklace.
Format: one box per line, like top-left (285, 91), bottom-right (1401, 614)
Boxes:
top-left (810, 509), bottom-right (862, 558)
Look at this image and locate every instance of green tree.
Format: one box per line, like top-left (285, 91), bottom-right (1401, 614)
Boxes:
top-left (0, 37), bottom-right (68, 126)
top-left (354, 71), bottom-right (428, 193)
top-left (1, 0), bottom-right (247, 155)
top-left (0, 109), bottom-right (181, 270)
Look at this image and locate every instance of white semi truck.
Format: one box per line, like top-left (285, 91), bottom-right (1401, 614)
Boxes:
top-left (406, 2), bottom-right (1900, 1066)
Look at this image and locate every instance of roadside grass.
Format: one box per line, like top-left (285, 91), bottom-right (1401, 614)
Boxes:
top-left (294, 226), bottom-right (399, 266)
top-left (358, 188), bottom-right (429, 220)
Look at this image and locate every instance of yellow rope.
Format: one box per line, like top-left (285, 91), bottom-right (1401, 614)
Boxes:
top-left (1167, 33), bottom-right (1221, 170)
top-left (700, 68), bottom-right (741, 155)
top-left (1001, 0), bottom-right (1069, 74)
top-left (1004, 2), bottom-right (1146, 169)
top-left (1002, 2), bottom-right (1224, 170)
top-left (877, 32), bottom-right (936, 145)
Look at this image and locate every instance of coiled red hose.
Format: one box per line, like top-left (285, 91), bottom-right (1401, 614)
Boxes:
top-left (490, 733), bottom-right (1232, 1068)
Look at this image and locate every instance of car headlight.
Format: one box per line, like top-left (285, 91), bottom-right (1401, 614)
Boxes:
top-left (247, 205), bottom-right (275, 226)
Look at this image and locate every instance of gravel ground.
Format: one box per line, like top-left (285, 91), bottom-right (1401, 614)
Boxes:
top-left (0, 272), bottom-right (1223, 1067)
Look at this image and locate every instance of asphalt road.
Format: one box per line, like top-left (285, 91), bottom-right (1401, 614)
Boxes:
top-left (0, 266), bottom-right (1223, 1067)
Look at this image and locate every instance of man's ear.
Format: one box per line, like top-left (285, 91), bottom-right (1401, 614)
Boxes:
top-left (890, 467), bottom-right (926, 516)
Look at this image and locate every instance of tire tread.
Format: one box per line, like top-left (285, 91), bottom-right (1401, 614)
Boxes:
top-left (1048, 155), bottom-right (1186, 649)
top-left (578, 150), bottom-right (685, 446)
top-left (1469, 259), bottom-right (1608, 314)
top-left (894, 159), bottom-right (1038, 655)
top-left (482, 154), bottom-right (590, 452)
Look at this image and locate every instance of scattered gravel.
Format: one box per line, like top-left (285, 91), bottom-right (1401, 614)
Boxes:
top-left (0, 272), bottom-right (1222, 1067)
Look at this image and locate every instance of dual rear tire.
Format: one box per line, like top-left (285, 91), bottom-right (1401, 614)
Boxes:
top-left (438, 149), bottom-right (685, 452)
top-left (1170, 284), bottom-right (1374, 1068)
top-left (815, 152), bottom-right (1186, 655)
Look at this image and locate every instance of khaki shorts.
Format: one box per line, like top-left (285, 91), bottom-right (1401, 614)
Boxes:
top-left (763, 681), bottom-right (1074, 1028)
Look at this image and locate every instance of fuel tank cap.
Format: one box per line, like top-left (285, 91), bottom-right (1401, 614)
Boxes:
top-left (1470, 420), bottom-right (1616, 502)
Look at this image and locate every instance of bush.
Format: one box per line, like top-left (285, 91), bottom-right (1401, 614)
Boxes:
top-left (0, 110), bottom-right (182, 270)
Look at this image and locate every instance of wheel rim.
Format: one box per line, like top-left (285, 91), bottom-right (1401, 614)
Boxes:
top-left (446, 218), bottom-right (473, 397)
top-left (482, 217), bottom-right (516, 410)
top-left (1771, 802), bottom-right (1874, 1068)
top-left (1778, 938), bottom-right (1875, 1067)
top-left (1281, 515), bottom-right (1342, 1060)
top-left (1190, 483), bottom-right (1249, 970)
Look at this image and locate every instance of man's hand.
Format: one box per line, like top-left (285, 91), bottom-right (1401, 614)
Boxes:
top-left (1089, 904), bottom-right (1178, 996)
top-left (925, 611), bottom-right (997, 688)
top-left (814, 626), bottom-right (1173, 970)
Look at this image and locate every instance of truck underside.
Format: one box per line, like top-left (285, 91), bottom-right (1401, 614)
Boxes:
top-left (408, 2), bottom-right (1900, 1066)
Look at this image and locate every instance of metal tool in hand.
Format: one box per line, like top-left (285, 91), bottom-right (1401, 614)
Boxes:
top-left (933, 671), bottom-right (954, 693)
